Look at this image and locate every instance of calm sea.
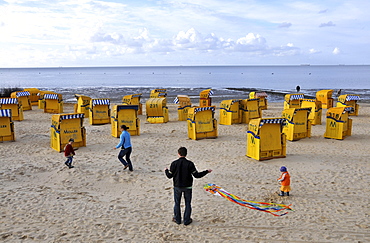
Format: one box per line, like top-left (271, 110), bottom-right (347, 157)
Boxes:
top-left (1, 65), bottom-right (369, 103)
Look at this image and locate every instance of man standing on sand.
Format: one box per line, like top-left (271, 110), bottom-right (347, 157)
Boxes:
top-left (114, 125), bottom-right (133, 171)
top-left (165, 147), bottom-right (212, 225)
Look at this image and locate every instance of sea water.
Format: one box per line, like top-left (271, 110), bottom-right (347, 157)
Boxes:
top-left (1, 65), bottom-right (369, 103)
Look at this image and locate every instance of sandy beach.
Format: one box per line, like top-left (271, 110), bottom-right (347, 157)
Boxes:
top-left (1, 101), bottom-right (369, 242)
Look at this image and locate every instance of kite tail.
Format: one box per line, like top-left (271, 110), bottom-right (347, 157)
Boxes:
top-left (204, 183), bottom-right (293, 216)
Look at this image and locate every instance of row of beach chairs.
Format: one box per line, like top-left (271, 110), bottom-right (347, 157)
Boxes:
top-left (1, 88), bottom-right (360, 162)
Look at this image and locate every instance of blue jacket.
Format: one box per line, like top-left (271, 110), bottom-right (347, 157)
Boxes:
top-left (116, 130), bottom-right (132, 149)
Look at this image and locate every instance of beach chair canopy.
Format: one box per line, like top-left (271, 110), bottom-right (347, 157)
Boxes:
top-left (92, 99), bottom-right (110, 106)
top-left (15, 91), bottom-right (30, 97)
top-left (0, 109), bottom-right (12, 117)
top-left (0, 98), bottom-right (18, 104)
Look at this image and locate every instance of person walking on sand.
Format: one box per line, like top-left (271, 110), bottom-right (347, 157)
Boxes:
top-left (114, 125), bottom-right (133, 171)
top-left (277, 166), bottom-right (291, 196)
top-left (64, 138), bottom-right (75, 169)
top-left (296, 85), bottom-right (301, 93)
top-left (164, 147), bottom-right (212, 225)
top-left (337, 89), bottom-right (342, 97)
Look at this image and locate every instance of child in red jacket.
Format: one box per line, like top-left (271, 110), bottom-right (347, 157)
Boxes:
top-left (277, 166), bottom-right (290, 196)
top-left (64, 138), bottom-right (75, 169)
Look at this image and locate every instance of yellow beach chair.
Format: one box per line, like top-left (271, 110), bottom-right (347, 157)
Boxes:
top-left (284, 93), bottom-right (304, 109)
top-left (111, 105), bottom-right (140, 137)
top-left (187, 106), bottom-right (218, 140)
top-left (24, 88), bottom-right (40, 106)
top-left (324, 107), bottom-right (353, 140)
top-left (240, 98), bottom-right (261, 124)
top-left (146, 98), bottom-right (168, 123)
top-left (249, 91), bottom-right (268, 110)
top-left (150, 89), bottom-right (167, 98)
top-left (122, 93), bottom-right (143, 115)
top-left (219, 99), bottom-right (241, 125)
top-left (74, 94), bottom-right (91, 117)
top-left (199, 89), bottom-right (213, 107)
top-left (282, 108), bottom-right (312, 141)
top-left (316, 89), bottom-right (333, 109)
top-left (246, 118), bottom-right (286, 161)
top-left (11, 91), bottom-right (32, 111)
top-left (0, 109), bottom-right (15, 142)
top-left (174, 95), bottom-right (192, 121)
top-left (336, 94), bottom-right (360, 116)
top-left (44, 93), bottom-right (63, 113)
top-left (300, 99), bottom-right (322, 125)
top-left (50, 113), bottom-right (86, 152)
top-left (0, 98), bottom-right (23, 121)
top-left (89, 99), bottom-right (111, 125)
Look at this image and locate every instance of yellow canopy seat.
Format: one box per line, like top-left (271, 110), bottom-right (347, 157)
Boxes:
top-left (24, 88), bottom-right (40, 106)
top-left (43, 93), bottom-right (63, 113)
top-left (174, 95), bottom-right (192, 121)
top-left (316, 89), bottom-right (333, 109)
top-left (336, 94), bottom-right (360, 116)
top-left (300, 99), bottom-right (322, 125)
top-left (324, 106), bottom-right (353, 140)
top-left (0, 98), bottom-right (23, 121)
top-left (50, 113), bottom-right (86, 152)
top-left (282, 107), bottom-right (312, 141)
top-left (150, 89), bottom-right (167, 98)
top-left (187, 106), bottom-right (217, 140)
top-left (89, 99), bottom-right (111, 125)
top-left (74, 94), bottom-right (91, 117)
top-left (11, 91), bottom-right (32, 111)
top-left (284, 93), bottom-right (304, 109)
top-left (146, 98), bottom-right (168, 123)
top-left (246, 118), bottom-right (286, 161)
top-left (0, 109), bottom-right (15, 142)
top-left (122, 93), bottom-right (143, 115)
top-left (249, 91), bottom-right (268, 110)
top-left (219, 99), bottom-right (241, 125)
top-left (240, 98), bottom-right (261, 124)
top-left (199, 89), bottom-right (213, 107)
top-left (111, 105), bottom-right (140, 137)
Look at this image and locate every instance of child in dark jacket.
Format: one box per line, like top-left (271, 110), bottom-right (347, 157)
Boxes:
top-left (64, 138), bottom-right (75, 169)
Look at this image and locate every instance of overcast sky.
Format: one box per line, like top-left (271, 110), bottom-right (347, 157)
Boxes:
top-left (0, 0), bottom-right (369, 67)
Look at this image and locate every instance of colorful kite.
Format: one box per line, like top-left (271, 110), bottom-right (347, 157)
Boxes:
top-left (204, 183), bottom-right (293, 216)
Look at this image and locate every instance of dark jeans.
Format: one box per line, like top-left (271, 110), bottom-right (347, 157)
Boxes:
top-left (65, 156), bottom-right (73, 165)
top-left (118, 147), bottom-right (133, 171)
top-left (173, 187), bottom-right (192, 224)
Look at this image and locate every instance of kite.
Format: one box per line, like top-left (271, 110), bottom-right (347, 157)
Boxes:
top-left (204, 183), bottom-right (293, 216)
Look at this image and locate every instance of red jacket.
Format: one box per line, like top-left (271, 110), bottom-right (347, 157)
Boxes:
top-left (64, 144), bottom-right (75, 157)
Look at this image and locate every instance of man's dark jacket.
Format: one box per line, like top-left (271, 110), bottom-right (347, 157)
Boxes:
top-left (165, 157), bottom-right (209, 187)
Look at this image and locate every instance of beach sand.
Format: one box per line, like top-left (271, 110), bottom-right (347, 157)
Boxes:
top-left (1, 102), bottom-right (369, 242)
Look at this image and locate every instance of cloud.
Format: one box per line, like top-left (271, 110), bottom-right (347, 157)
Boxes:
top-left (90, 32), bottom-right (123, 44)
top-left (86, 27), bottom-right (303, 60)
top-left (233, 33), bottom-right (267, 52)
top-left (319, 9), bottom-right (328, 14)
top-left (332, 47), bottom-right (340, 55)
top-left (278, 22), bottom-right (292, 28)
top-left (309, 48), bottom-right (321, 54)
top-left (271, 43), bottom-right (301, 57)
top-left (1, 0), bottom-right (368, 66)
top-left (319, 21), bottom-right (336, 27)
top-left (173, 28), bottom-right (204, 48)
